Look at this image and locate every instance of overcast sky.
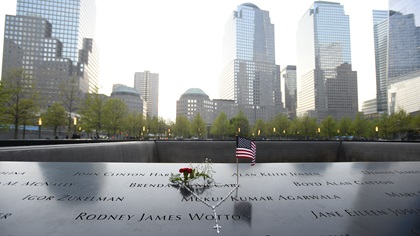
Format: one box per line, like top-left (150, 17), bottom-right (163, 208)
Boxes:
top-left (0, 0), bottom-right (387, 121)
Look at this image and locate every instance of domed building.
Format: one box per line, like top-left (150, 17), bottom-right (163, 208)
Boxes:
top-left (111, 84), bottom-right (146, 115)
top-left (176, 88), bottom-right (214, 124)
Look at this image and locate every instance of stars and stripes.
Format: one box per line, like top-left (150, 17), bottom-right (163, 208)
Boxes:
top-left (236, 136), bottom-right (256, 166)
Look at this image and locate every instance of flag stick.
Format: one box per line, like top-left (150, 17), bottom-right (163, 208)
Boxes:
top-left (236, 155), bottom-right (239, 185)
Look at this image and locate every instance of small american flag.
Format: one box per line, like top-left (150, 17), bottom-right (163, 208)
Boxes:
top-left (236, 136), bottom-right (256, 166)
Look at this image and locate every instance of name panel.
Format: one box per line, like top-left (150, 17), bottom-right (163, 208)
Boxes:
top-left (0, 161), bottom-right (419, 235)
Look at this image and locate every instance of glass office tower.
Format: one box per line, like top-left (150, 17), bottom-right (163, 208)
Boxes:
top-left (296, 1), bottom-right (358, 121)
top-left (388, 0), bottom-right (420, 81)
top-left (387, 0), bottom-right (420, 114)
top-left (220, 3), bottom-right (281, 125)
top-left (2, 0), bottom-right (99, 106)
top-left (372, 10), bottom-right (389, 114)
top-left (281, 65), bottom-right (297, 119)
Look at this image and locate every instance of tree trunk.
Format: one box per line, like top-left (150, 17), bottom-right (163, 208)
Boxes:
top-left (22, 123), bottom-right (26, 139)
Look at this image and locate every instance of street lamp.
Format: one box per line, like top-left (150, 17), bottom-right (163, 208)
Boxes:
top-left (38, 118), bottom-right (42, 139)
top-left (273, 127), bottom-right (276, 140)
top-left (375, 126), bottom-right (379, 140)
top-left (317, 127), bottom-right (321, 140)
top-left (73, 117), bottom-right (77, 137)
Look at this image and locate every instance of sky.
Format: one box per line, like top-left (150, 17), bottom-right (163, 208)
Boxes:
top-left (0, 0), bottom-right (388, 122)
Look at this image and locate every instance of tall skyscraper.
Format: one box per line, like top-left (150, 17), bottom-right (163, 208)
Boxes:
top-left (220, 3), bottom-right (282, 125)
top-left (1, 0), bottom-right (99, 106)
top-left (281, 65), bottom-right (297, 119)
top-left (296, 1), bottom-right (358, 121)
top-left (372, 10), bottom-right (389, 114)
top-left (134, 71), bottom-right (159, 118)
top-left (387, 0), bottom-right (420, 115)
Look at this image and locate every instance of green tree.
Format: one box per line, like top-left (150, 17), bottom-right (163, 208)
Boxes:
top-left (43, 102), bottom-right (67, 137)
top-left (351, 112), bottom-right (368, 139)
top-left (320, 115), bottom-right (337, 140)
top-left (148, 116), bottom-right (167, 138)
top-left (191, 113), bottom-right (207, 138)
top-left (411, 113), bottom-right (420, 140)
top-left (1, 68), bottom-right (39, 139)
top-left (149, 116), bottom-right (159, 136)
top-left (0, 81), bottom-right (8, 124)
top-left (157, 117), bottom-right (169, 138)
top-left (253, 119), bottom-right (266, 139)
top-left (230, 110), bottom-right (250, 137)
top-left (376, 113), bottom-right (392, 140)
top-left (174, 115), bottom-right (190, 138)
top-left (80, 92), bottom-right (107, 138)
top-left (389, 108), bottom-right (412, 140)
top-left (210, 112), bottom-right (230, 139)
top-left (20, 98), bottom-right (40, 139)
top-left (338, 117), bottom-right (352, 137)
top-left (124, 112), bottom-right (145, 138)
top-left (103, 98), bottom-right (128, 138)
top-left (412, 113), bottom-right (420, 131)
top-left (271, 113), bottom-right (290, 139)
top-left (300, 115), bottom-right (317, 140)
top-left (289, 117), bottom-right (302, 139)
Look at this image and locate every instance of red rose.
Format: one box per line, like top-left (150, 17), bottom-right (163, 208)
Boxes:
top-left (179, 167), bottom-right (192, 173)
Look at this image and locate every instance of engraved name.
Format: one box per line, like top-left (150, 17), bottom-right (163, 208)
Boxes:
top-left (0, 181), bottom-right (76, 187)
top-left (279, 194), bottom-right (341, 201)
top-left (293, 180), bottom-right (394, 187)
top-left (311, 208), bottom-right (420, 219)
top-left (75, 212), bottom-right (134, 221)
top-left (0, 171), bottom-right (25, 175)
top-left (22, 194), bottom-right (124, 202)
top-left (232, 172), bottom-right (320, 177)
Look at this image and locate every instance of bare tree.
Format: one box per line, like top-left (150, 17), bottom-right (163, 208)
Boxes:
top-left (59, 76), bottom-right (80, 136)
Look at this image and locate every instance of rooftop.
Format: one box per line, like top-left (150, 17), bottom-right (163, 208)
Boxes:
top-left (240, 3), bottom-right (260, 10)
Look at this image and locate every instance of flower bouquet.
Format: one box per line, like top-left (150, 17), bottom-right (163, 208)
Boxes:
top-left (169, 158), bottom-right (215, 187)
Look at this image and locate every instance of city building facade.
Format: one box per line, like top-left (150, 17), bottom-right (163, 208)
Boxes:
top-left (134, 71), bottom-right (159, 118)
top-left (219, 3), bottom-right (282, 125)
top-left (111, 84), bottom-right (145, 115)
top-left (1, 0), bottom-right (99, 107)
top-left (362, 98), bottom-right (378, 118)
top-left (280, 65), bottom-right (297, 119)
top-left (176, 88), bottom-right (238, 126)
top-left (296, 1), bottom-right (358, 121)
top-left (213, 99), bottom-right (237, 122)
top-left (388, 70), bottom-right (420, 116)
